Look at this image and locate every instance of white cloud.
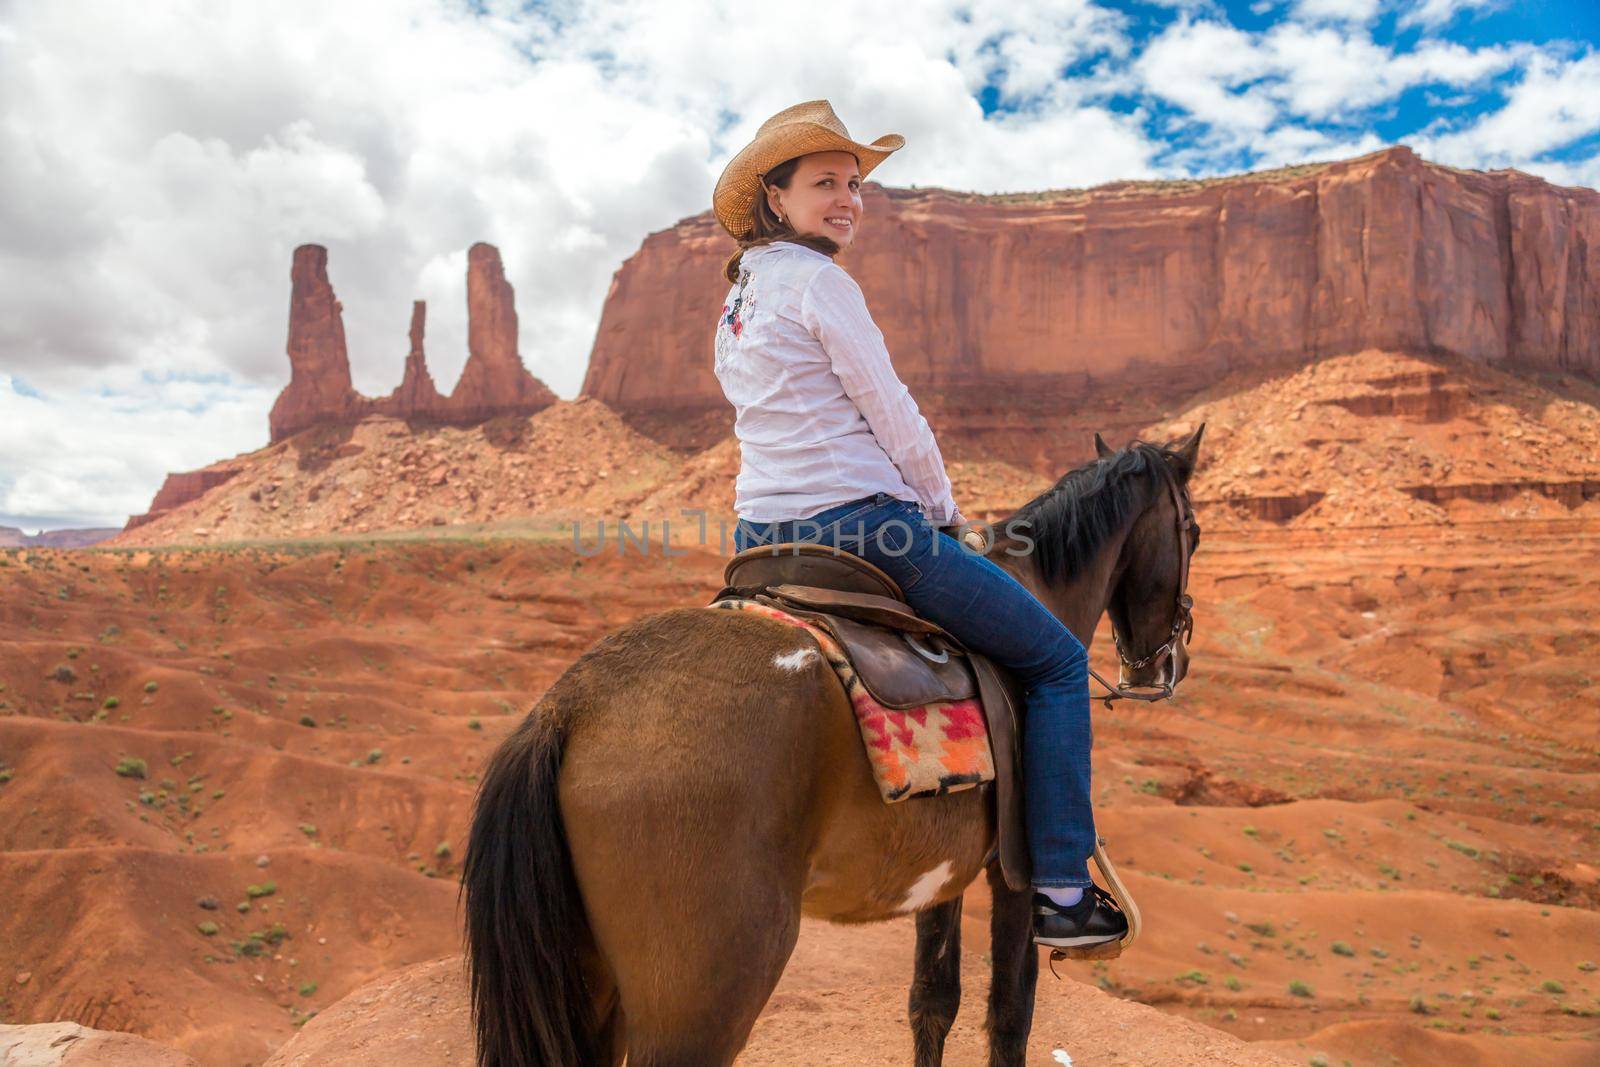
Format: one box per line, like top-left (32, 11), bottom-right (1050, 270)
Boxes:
top-left (1290, 0), bottom-right (1382, 24)
top-left (0, 371), bottom-right (273, 530)
top-left (1396, 0), bottom-right (1506, 32)
top-left (1134, 13), bottom-right (1520, 150)
top-left (1414, 50), bottom-right (1600, 164)
top-left (1135, 19), bottom-right (1279, 131)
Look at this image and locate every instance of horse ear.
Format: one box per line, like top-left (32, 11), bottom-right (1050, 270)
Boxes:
top-left (1093, 432), bottom-right (1114, 459)
top-left (1173, 422), bottom-right (1205, 481)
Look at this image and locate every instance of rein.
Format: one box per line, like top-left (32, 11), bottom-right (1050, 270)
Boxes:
top-left (1086, 460), bottom-right (1198, 708)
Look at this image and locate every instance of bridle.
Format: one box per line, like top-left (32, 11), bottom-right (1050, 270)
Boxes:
top-left (1087, 459), bottom-right (1198, 707)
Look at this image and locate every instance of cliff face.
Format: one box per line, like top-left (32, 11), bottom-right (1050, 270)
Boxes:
top-left (266, 244), bottom-right (555, 444)
top-left (581, 145), bottom-right (1600, 414)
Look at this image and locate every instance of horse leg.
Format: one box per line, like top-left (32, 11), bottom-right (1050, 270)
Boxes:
top-left (984, 862), bottom-right (1038, 1067)
top-left (610, 882), bottom-right (800, 1067)
top-left (910, 896), bottom-right (963, 1066)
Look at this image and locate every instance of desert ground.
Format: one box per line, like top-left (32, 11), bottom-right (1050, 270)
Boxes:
top-left (2, 501), bottom-right (1596, 1064)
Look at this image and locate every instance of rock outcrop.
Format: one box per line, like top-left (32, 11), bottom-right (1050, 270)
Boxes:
top-left (124, 463), bottom-right (245, 530)
top-left (582, 145), bottom-right (1600, 417)
top-left (268, 246), bottom-right (365, 442)
top-left (0, 1022), bottom-right (199, 1066)
top-left (446, 243), bottom-right (559, 423)
top-left (266, 244), bottom-right (555, 444)
top-left (385, 301), bottom-right (444, 413)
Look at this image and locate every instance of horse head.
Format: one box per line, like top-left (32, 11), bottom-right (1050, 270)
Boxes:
top-left (1096, 424), bottom-right (1204, 697)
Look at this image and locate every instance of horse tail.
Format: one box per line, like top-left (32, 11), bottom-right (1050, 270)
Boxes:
top-left (462, 710), bottom-right (599, 1067)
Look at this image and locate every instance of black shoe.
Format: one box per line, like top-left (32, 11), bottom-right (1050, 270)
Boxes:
top-left (1031, 885), bottom-right (1128, 948)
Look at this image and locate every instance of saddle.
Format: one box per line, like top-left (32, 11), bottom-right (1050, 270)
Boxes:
top-left (706, 544), bottom-right (1139, 963)
top-left (711, 544), bottom-right (1032, 871)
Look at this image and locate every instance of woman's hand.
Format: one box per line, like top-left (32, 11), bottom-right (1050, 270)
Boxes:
top-left (944, 508), bottom-right (988, 553)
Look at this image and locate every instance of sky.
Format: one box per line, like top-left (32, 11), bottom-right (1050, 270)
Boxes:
top-left (1, 0), bottom-right (1596, 531)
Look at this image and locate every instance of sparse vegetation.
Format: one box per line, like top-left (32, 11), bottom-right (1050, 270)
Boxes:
top-left (1288, 980), bottom-right (1313, 998)
top-left (1331, 941), bottom-right (1355, 957)
top-left (114, 757), bottom-right (148, 779)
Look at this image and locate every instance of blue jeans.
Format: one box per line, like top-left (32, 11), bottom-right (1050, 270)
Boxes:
top-left (733, 493), bottom-right (1094, 888)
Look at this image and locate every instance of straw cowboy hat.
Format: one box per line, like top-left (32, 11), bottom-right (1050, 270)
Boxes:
top-left (713, 99), bottom-right (905, 240)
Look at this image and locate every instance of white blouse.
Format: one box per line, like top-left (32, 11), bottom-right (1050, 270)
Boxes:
top-left (713, 240), bottom-right (960, 525)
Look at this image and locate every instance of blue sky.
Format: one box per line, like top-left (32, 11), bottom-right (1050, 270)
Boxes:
top-left (1, 0), bottom-right (1596, 531)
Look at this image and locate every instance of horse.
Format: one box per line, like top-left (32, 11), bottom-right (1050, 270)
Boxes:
top-left (461, 425), bottom-right (1204, 1067)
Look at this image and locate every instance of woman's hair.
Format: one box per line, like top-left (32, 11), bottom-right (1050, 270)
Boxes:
top-left (722, 154), bottom-right (845, 283)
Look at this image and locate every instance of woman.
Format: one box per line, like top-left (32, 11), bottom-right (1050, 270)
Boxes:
top-left (710, 100), bottom-right (1126, 949)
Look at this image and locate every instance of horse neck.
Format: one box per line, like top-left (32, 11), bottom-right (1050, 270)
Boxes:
top-left (991, 486), bottom-right (1149, 652)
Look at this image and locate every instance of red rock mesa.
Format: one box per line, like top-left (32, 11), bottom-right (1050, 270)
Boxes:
top-left (583, 145), bottom-right (1600, 419)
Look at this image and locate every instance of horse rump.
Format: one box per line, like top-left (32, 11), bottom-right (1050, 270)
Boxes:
top-left (461, 710), bottom-right (599, 1066)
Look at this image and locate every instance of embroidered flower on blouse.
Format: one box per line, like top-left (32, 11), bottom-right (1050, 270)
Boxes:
top-left (721, 266), bottom-right (754, 339)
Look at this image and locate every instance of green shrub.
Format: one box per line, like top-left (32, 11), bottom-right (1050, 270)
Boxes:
top-left (1331, 941), bottom-right (1355, 957)
top-left (1541, 980), bottom-right (1566, 994)
top-left (143, 680), bottom-right (158, 693)
top-left (245, 881), bottom-right (276, 899)
top-left (114, 757), bottom-right (148, 779)
top-left (1288, 980), bottom-right (1314, 998)
top-left (197, 921), bottom-right (219, 936)
top-left (103, 696), bottom-right (119, 709)
top-left (299, 714), bottom-right (317, 727)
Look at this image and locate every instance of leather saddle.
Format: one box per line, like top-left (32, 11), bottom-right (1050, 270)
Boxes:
top-left (709, 542), bottom-right (1031, 892)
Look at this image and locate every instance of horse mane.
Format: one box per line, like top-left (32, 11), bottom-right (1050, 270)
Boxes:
top-left (1009, 438), bottom-right (1189, 586)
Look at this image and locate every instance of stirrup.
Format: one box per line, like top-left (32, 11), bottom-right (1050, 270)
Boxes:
top-left (1047, 837), bottom-right (1141, 964)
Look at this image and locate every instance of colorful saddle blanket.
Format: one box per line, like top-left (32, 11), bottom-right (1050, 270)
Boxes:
top-left (711, 597), bottom-right (995, 802)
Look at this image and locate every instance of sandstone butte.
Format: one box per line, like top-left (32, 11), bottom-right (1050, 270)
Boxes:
top-left (123, 143), bottom-right (1598, 533)
top-left (267, 241), bottom-right (557, 444)
top-left (583, 144), bottom-right (1600, 418)
top-left (125, 242), bottom-right (559, 530)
